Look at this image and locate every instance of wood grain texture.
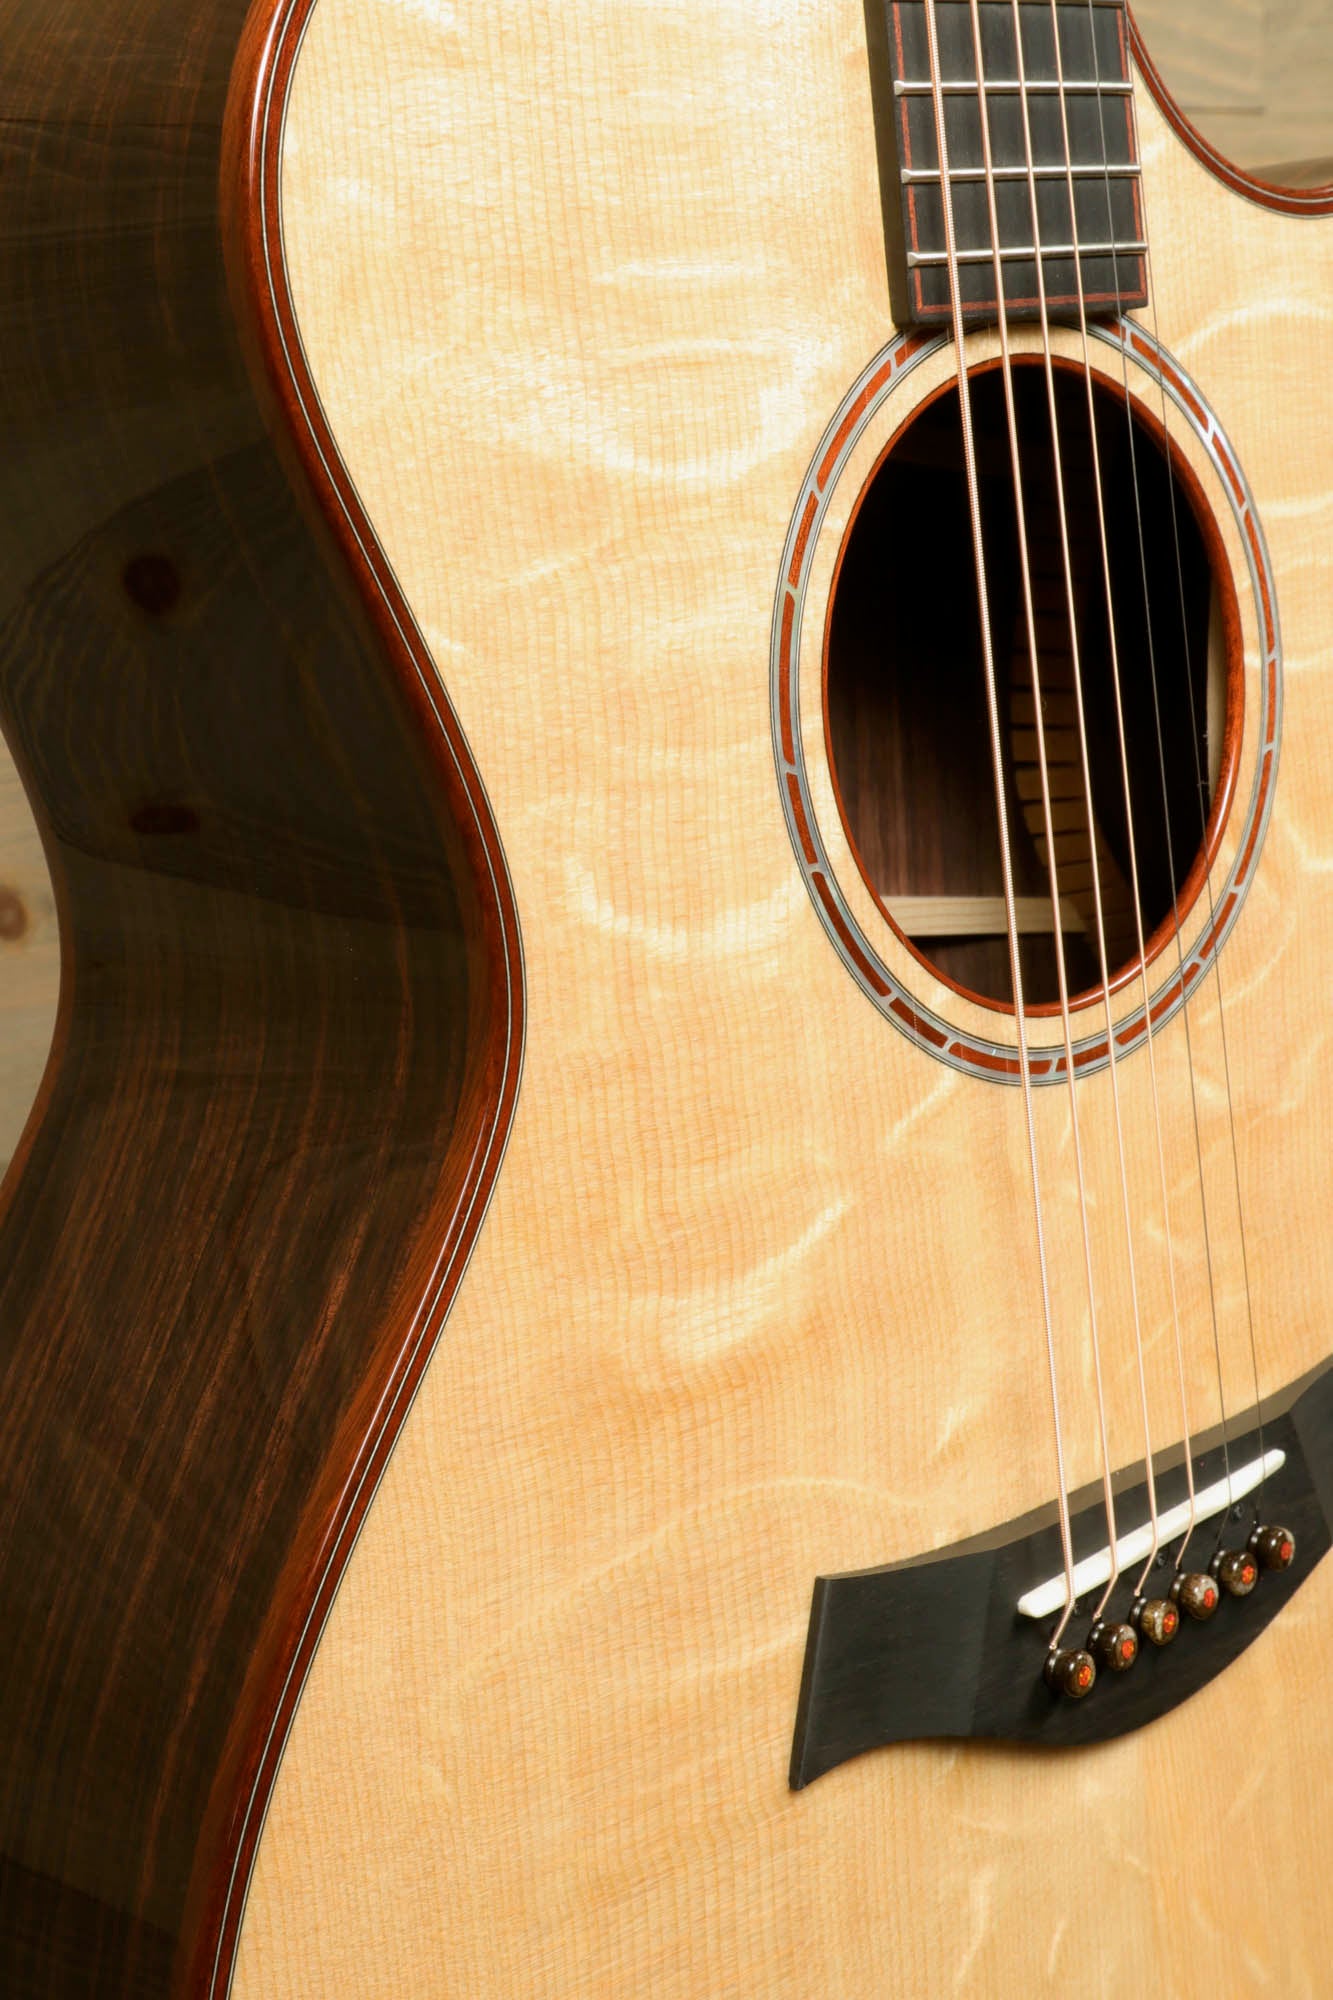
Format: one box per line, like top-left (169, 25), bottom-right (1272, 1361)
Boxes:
top-left (229, 5), bottom-right (1333, 1997)
top-left (1132, 0), bottom-right (1264, 115)
top-left (791, 1371), bottom-right (1332, 1780)
top-left (0, 0), bottom-right (519, 1993)
top-left (3, 0), bottom-right (1330, 1150)
top-left (1134, 0), bottom-right (1333, 183)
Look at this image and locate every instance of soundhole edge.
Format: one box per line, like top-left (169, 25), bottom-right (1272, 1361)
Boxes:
top-left (772, 322), bottom-right (1280, 1084)
top-left (823, 354), bottom-right (1240, 1015)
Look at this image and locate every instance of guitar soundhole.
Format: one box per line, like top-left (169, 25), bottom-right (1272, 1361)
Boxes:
top-left (825, 358), bottom-right (1232, 1011)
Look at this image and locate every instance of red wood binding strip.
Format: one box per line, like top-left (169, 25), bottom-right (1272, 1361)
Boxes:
top-left (188, 0), bottom-right (526, 1990)
top-left (889, 996), bottom-right (949, 1050)
top-left (817, 359), bottom-right (897, 492)
top-left (1235, 748), bottom-right (1274, 889)
top-left (0, 0), bottom-right (526, 1989)
top-left (1218, 443), bottom-right (1247, 514)
top-left (787, 774), bottom-right (817, 865)
top-left (1198, 891), bottom-right (1240, 963)
top-left (788, 492), bottom-right (819, 590)
top-left (812, 873), bottom-right (891, 997)
top-left (1154, 352), bottom-right (1212, 439)
top-left (1247, 513), bottom-right (1277, 656)
top-left (1047, 1038), bottom-right (1113, 1076)
top-left (779, 593), bottom-right (797, 763)
top-left (1150, 975), bottom-right (1186, 1024)
top-left (952, 1043), bottom-right (1023, 1077)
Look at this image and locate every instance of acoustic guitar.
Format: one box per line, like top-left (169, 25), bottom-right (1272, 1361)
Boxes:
top-left (2, 0), bottom-right (1331, 1993)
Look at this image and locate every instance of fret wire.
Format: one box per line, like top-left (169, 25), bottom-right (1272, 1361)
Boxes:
top-left (894, 78), bottom-right (1132, 95)
top-left (906, 239), bottom-right (1146, 266)
top-left (901, 163), bottom-right (1140, 183)
top-left (878, 0), bottom-right (1146, 324)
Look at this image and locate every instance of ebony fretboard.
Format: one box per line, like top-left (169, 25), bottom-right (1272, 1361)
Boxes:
top-left (865, 0), bottom-right (1148, 327)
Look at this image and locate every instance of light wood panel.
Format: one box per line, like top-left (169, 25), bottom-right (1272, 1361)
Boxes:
top-left (0, 15), bottom-right (1327, 1179)
top-left (0, 753), bottom-right (55, 1179)
top-left (885, 895), bottom-right (1088, 937)
top-left (225, 5), bottom-right (1333, 1997)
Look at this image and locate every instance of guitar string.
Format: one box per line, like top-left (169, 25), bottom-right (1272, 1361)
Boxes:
top-left (1048, 0), bottom-right (1199, 1582)
top-left (921, 0), bottom-right (1078, 1640)
top-left (960, 0), bottom-right (1122, 1636)
top-left (1119, 25), bottom-right (1267, 1530)
top-left (1084, 0), bottom-right (1235, 1544)
top-left (1005, 0), bottom-right (1162, 1615)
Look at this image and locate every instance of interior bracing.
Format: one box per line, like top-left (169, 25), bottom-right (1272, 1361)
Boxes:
top-left (826, 359), bottom-right (1220, 1008)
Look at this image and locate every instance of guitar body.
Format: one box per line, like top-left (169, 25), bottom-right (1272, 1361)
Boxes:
top-left (2, 1), bottom-right (1332, 1994)
top-left (239, 5), bottom-right (1333, 1992)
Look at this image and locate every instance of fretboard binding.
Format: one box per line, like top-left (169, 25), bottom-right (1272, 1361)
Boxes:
top-left (901, 163), bottom-right (1140, 184)
top-left (894, 78), bottom-right (1133, 96)
top-left (907, 237), bottom-right (1146, 266)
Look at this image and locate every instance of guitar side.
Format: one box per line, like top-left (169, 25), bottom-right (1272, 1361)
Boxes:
top-left (0, 0), bottom-right (520, 1993)
top-left (231, 4), bottom-right (1333, 1997)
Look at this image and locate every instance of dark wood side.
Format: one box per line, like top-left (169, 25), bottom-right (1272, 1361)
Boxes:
top-left (1128, 10), bottom-right (1333, 213)
top-left (0, 1), bottom-right (523, 1995)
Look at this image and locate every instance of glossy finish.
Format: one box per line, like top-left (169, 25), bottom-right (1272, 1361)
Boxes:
top-left (0, 0), bottom-right (520, 1994)
top-left (231, 3), bottom-right (1333, 1993)
top-left (775, 318), bottom-right (1270, 1076)
top-left (1129, 12), bottom-right (1333, 214)
top-left (868, 0), bottom-right (1148, 327)
top-left (790, 1365), bottom-right (1333, 1786)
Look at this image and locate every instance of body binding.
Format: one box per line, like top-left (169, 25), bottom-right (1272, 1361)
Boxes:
top-left (0, 0), bottom-right (520, 1991)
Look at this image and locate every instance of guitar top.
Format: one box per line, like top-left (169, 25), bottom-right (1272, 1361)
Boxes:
top-left (1, 2), bottom-right (1331, 1995)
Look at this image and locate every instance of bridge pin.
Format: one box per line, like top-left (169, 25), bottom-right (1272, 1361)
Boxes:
top-left (1044, 1648), bottom-right (1096, 1699)
top-left (1210, 1548), bottom-right (1260, 1597)
top-left (1248, 1524), bottom-right (1296, 1572)
top-left (1130, 1595), bottom-right (1179, 1647)
top-left (1088, 1619), bottom-right (1138, 1673)
top-left (1170, 1570), bottom-right (1221, 1621)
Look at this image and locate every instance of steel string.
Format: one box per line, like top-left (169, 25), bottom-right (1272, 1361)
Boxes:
top-left (966, 0), bottom-right (1119, 1634)
top-left (1000, 0), bottom-right (1168, 1600)
top-left (1118, 20), bottom-right (1267, 1527)
top-left (1048, 0), bottom-right (1199, 1583)
top-left (1085, 0), bottom-right (1237, 1546)
top-left (922, 0), bottom-right (1079, 1640)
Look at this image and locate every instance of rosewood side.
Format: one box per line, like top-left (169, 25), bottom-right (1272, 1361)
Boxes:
top-left (0, 0), bottom-right (521, 1993)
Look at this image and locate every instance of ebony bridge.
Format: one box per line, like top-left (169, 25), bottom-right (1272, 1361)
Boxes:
top-left (789, 1364), bottom-right (1328, 1787)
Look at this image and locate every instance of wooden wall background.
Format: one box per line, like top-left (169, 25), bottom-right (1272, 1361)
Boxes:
top-left (0, 0), bottom-right (1329, 1182)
